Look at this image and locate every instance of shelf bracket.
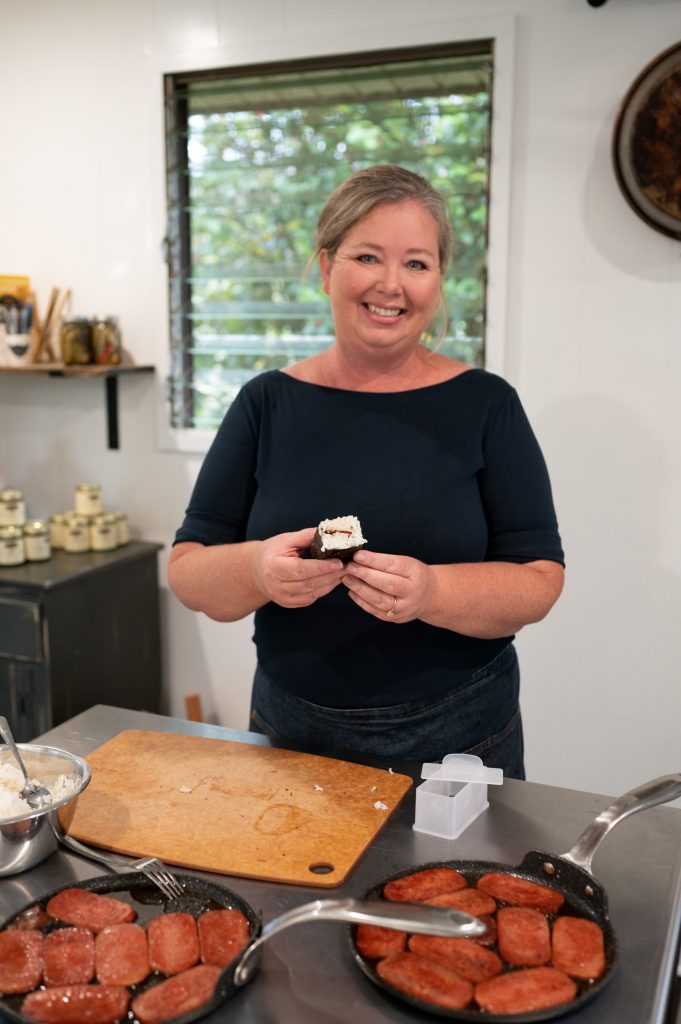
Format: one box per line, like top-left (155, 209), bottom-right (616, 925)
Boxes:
top-left (105, 374), bottom-right (119, 449)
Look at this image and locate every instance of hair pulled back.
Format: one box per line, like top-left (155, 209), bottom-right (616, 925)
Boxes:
top-left (314, 164), bottom-right (453, 271)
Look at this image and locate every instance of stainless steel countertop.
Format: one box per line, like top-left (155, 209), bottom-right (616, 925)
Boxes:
top-left (2, 704), bottom-right (680, 1024)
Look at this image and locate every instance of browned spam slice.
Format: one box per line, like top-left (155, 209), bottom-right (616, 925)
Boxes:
top-left (197, 909), bottom-right (250, 968)
top-left (376, 951), bottom-right (473, 1011)
top-left (147, 912), bottom-right (199, 975)
top-left (408, 935), bottom-right (502, 983)
top-left (0, 930), bottom-right (44, 994)
top-left (474, 914), bottom-right (498, 947)
top-left (46, 889), bottom-right (136, 934)
top-left (355, 924), bottom-right (407, 960)
top-left (96, 922), bottom-right (149, 985)
top-left (552, 916), bottom-right (606, 980)
top-left (426, 888), bottom-right (497, 916)
top-left (475, 966), bottom-right (577, 1014)
top-left (43, 928), bottom-right (95, 986)
top-left (21, 984), bottom-right (129, 1024)
top-left (477, 872), bottom-right (564, 913)
top-left (497, 906), bottom-right (551, 966)
top-left (383, 867), bottom-right (467, 903)
top-left (131, 964), bottom-right (221, 1024)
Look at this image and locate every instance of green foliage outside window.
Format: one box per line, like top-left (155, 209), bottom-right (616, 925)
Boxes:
top-left (166, 49), bottom-right (492, 429)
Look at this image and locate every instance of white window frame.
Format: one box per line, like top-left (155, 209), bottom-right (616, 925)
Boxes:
top-left (150, 14), bottom-right (516, 454)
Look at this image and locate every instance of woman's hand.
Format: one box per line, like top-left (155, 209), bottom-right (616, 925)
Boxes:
top-left (342, 550), bottom-right (564, 637)
top-left (168, 530), bottom-right (344, 622)
top-left (342, 549), bottom-right (433, 622)
top-left (252, 528), bottom-right (345, 608)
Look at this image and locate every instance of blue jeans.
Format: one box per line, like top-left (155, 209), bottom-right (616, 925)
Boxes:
top-left (250, 644), bottom-right (525, 780)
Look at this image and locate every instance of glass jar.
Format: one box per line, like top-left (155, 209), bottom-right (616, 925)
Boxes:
top-left (60, 316), bottom-right (93, 365)
top-left (90, 512), bottom-right (117, 551)
top-left (91, 315), bottom-right (122, 365)
top-left (23, 520), bottom-right (51, 562)
top-left (0, 525), bottom-right (25, 566)
top-left (113, 510), bottom-right (129, 546)
top-left (63, 514), bottom-right (90, 553)
top-left (0, 489), bottom-right (26, 527)
top-left (74, 483), bottom-right (103, 517)
top-left (49, 513), bottom-right (67, 550)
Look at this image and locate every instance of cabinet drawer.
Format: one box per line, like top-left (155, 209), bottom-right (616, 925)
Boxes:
top-left (0, 596), bottom-right (43, 661)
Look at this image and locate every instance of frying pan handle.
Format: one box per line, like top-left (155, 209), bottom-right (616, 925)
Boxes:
top-left (232, 898), bottom-right (485, 987)
top-left (561, 773), bottom-right (681, 874)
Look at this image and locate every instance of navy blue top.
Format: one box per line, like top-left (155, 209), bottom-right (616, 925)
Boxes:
top-left (174, 368), bottom-right (563, 707)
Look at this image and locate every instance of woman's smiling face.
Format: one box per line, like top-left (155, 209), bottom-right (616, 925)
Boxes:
top-left (319, 200), bottom-right (442, 361)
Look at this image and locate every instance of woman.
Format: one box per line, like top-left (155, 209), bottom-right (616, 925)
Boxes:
top-left (168, 164), bottom-right (564, 779)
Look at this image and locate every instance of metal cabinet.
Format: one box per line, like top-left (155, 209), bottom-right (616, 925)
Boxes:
top-left (0, 541), bottom-right (163, 740)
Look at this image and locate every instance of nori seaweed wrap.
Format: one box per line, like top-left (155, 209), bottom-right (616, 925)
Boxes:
top-left (309, 515), bottom-right (367, 562)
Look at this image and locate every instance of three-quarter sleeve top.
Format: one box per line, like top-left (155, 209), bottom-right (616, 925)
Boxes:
top-left (174, 368), bottom-right (564, 708)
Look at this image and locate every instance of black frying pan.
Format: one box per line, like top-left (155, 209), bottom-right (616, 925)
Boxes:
top-left (0, 870), bottom-right (484, 1024)
top-left (350, 773), bottom-right (681, 1022)
top-left (0, 872), bottom-right (259, 1024)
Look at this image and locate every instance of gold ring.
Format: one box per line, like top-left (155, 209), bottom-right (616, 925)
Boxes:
top-left (386, 595), bottom-right (397, 617)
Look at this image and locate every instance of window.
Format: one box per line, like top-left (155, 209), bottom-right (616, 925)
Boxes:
top-left (164, 43), bottom-right (493, 430)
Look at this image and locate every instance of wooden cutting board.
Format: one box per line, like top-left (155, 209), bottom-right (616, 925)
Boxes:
top-left (67, 730), bottom-right (412, 888)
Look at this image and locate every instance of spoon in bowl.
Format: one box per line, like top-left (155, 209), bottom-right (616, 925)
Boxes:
top-left (0, 716), bottom-right (52, 810)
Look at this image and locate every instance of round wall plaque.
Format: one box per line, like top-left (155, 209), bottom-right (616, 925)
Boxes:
top-left (613, 41), bottom-right (681, 240)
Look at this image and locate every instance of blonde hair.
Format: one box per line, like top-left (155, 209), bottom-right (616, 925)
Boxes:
top-left (312, 164), bottom-right (453, 346)
top-left (313, 164), bottom-right (453, 271)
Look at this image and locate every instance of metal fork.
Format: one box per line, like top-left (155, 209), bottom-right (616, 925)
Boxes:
top-left (131, 856), bottom-right (184, 899)
top-left (54, 831), bottom-right (184, 900)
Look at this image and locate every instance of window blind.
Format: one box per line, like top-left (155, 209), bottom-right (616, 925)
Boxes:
top-left (164, 43), bottom-right (493, 429)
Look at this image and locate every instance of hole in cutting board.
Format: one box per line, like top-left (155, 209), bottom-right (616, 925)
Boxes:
top-left (309, 862), bottom-right (335, 875)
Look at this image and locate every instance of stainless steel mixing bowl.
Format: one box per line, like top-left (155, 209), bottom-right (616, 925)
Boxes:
top-left (0, 743), bottom-right (91, 876)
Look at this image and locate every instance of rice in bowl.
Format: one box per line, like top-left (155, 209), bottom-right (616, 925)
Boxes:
top-left (0, 762), bottom-right (75, 821)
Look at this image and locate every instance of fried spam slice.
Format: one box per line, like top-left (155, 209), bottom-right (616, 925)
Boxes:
top-left (355, 924), bottom-right (407, 960)
top-left (21, 984), bottom-right (129, 1024)
top-left (408, 935), bottom-right (502, 983)
top-left (477, 872), bottom-right (564, 914)
top-left (384, 867), bottom-right (467, 903)
top-left (497, 907), bottom-right (551, 966)
top-left (551, 916), bottom-right (606, 980)
top-left (131, 965), bottom-right (221, 1024)
top-left (376, 951), bottom-right (473, 1011)
top-left (475, 966), bottom-right (577, 1014)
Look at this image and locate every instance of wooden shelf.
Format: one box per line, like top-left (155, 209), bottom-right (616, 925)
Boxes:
top-left (0, 363), bottom-right (154, 449)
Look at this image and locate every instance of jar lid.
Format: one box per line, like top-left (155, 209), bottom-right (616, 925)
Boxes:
top-left (92, 315), bottom-right (119, 323)
top-left (62, 315), bottom-right (90, 324)
top-left (23, 520), bottom-right (48, 535)
top-left (93, 513), bottom-right (117, 525)
top-left (0, 489), bottom-right (23, 502)
top-left (0, 525), bottom-right (23, 539)
top-left (49, 513), bottom-right (66, 523)
top-left (64, 514), bottom-right (89, 526)
top-left (75, 483), bottom-right (102, 492)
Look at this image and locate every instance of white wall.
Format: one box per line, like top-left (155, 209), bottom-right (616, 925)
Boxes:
top-left (1, 0), bottom-right (680, 800)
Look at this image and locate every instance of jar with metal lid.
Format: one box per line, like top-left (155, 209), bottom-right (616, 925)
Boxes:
top-left (111, 510), bottom-right (129, 546)
top-left (74, 483), bottom-right (103, 516)
top-left (60, 316), bottom-right (93, 365)
top-left (91, 315), bottom-right (122, 365)
top-left (23, 520), bottom-right (51, 562)
top-left (63, 514), bottom-right (90, 553)
top-left (0, 489), bottom-right (26, 527)
top-left (0, 525), bottom-right (25, 566)
top-left (90, 512), bottom-right (117, 551)
top-left (49, 513), bottom-right (67, 550)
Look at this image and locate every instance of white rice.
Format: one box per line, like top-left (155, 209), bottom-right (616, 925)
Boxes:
top-left (318, 515), bottom-right (366, 553)
top-left (0, 762), bottom-right (74, 820)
